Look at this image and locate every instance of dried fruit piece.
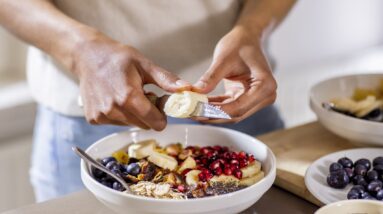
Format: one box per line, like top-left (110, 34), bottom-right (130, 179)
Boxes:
top-left (112, 150), bottom-right (129, 164)
top-left (177, 156), bottom-right (197, 173)
top-left (185, 170), bottom-right (201, 186)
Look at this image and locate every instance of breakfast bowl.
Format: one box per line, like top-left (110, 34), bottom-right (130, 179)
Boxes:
top-left (310, 73), bottom-right (383, 146)
top-left (315, 200), bottom-right (383, 214)
top-left (80, 125), bottom-right (276, 214)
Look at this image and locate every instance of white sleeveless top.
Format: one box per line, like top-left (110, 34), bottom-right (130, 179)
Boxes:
top-left (27, 0), bottom-right (242, 116)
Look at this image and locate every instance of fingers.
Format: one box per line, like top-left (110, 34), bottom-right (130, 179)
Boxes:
top-left (144, 64), bottom-right (191, 93)
top-left (121, 90), bottom-right (167, 131)
top-left (193, 61), bottom-right (228, 94)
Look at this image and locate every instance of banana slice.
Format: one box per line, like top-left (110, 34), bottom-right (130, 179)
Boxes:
top-left (239, 171), bottom-right (265, 186)
top-left (177, 156), bottom-right (197, 173)
top-left (148, 152), bottom-right (178, 171)
top-left (241, 160), bottom-right (261, 178)
top-left (128, 139), bottom-right (156, 159)
top-left (185, 170), bottom-right (201, 186)
top-left (164, 91), bottom-right (208, 118)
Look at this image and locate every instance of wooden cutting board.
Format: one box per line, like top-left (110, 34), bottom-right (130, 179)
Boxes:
top-left (256, 121), bottom-right (364, 206)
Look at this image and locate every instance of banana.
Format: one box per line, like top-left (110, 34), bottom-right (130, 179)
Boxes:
top-left (164, 91), bottom-right (208, 118)
top-left (177, 156), bottom-right (197, 173)
top-left (128, 139), bottom-right (156, 159)
top-left (241, 160), bottom-right (261, 178)
top-left (239, 171), bottom-right (265, 186)
top-left (148, 152), bottom-right (178, 171)
top-left (185, 170), bottom-right (201, 186)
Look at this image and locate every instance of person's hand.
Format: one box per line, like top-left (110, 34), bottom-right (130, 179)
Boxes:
top-left (74, 35), bottom-right (191, 130)
top-left (193, 26), bottom-right (277, 123)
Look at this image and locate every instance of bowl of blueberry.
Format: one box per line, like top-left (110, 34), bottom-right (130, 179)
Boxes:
top-left (310, 73), bottom-right (383, 146)
top-left (80, 124), bottom-right (276, 214)
top-left (305, 148), bottom-right (383, 204)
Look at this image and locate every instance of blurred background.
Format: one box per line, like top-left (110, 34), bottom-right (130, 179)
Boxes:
top-left (1, 0), bottom-right (383, 211)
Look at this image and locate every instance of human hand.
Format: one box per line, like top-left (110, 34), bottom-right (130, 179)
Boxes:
top-left (193, 26), bottom-right (277, 123)
top-left (74, 35), bottom-right (191, 130)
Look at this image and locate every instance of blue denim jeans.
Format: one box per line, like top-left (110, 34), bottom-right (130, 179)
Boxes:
top-left (30, 105), bottom-right (283, 202)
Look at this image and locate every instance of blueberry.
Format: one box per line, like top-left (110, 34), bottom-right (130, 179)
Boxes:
top-left (327, 170), bottom-right (350, 189)
top-left (376, 189), bottom-right (383, 200)
top-left (363, 195), bottom-right (377, 200)
top-left (128, 158), bottom-right (140, 164)
top-left (125, 163), bottom-right (141, 176)
top-left (354, 164), bottom-right (368, 176)
top-left (350, 185), bottom-right (365, 195)
top-left (353, 175), bottom-right (368, 187)
top-left (105, 161), bottom-right (118, 170)
top-left (101, 157), bottom-right (116, 166)
top-left (110, 168), bottom-right (123, 177)
top-left (347, 189), bottom-right (359, 199)
top-left (367, 170), bottom-right (379, 182)
top-left (338, 157), bottom-right (353, 168)
top-left (373, 164), bottom-right (383, 175)
top-left (367, 180), bottom-right (383, 193)
top-left (363, 108), bottom-right (383, 122)
top-left (329, 163), bottom-right (343, 173)
top-left (112, 181), bottom-right (125, 191)
top-left (354, 158), bottom-right (371, 171)
top-left (344, 168), bottom-right (354, 178)
top-left (360, 191), bottom-right (370, 199)
top-left (91, 166), bottom-right (105, 179)
top-left (373, 157), bottom-right (383, 166)
top-left (99, 177), bottom-right (113, 188)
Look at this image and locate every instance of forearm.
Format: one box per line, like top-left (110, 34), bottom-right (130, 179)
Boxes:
top-left (0, 0), bottom-right (99, 73)
top-left (236, 0), bottom-right (296, 39)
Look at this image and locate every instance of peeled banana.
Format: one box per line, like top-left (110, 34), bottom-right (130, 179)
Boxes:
top-left (147, 152), bottom-right (178, 171)
top-left (128, 139), bottom-right (156, 159)
top-left (241, 160), bottom-right (261, 178)
top-left (164, 91), bottom-right (208, 118)
top-left (239, 171), bottom-right (265, 186)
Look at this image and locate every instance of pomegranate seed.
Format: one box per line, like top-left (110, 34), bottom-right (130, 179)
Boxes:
top-left (201, 148), bottom-right (210, 155)
top-left (207, 151), bottom-right (218, 159)
top-left (198, 172), bottom-right (207, 182)
top-left (248, 155), bottom-right (255, 163)
top-left (223, 152), bottom-right (231, 160)
top-left (181, 168), bottom-right (192, 176)
top-left (214, 167), bottom-right (223, 176)
top-left (230, 152), bottom-right (238, 160)
top-left (240, 159), bottom-right (249, 168)
top-left (213, 145), bottom-right (222, 152)
top-left (202, 168), bottom-right (210, 175)
top-left (195, 159), bottom-right (201, 164)
top-left (238, 151), bottom-right (247, 159)
top-left (177, 185), bottom-right (186, 192)
top-left (230, 159), bottom-right (239, 166)
top-left (217, 158), bottom-right (226, 165)
top-left (209, 160), bottom-right (221, 170)
top-left (201, 158), bottom-right (208, 165)
top-left (224, 163), bottom-right (231, 169)
top-left (224, 167), bottom-right (233, 175)
top-left (205, 171), bottom-right (214, 180)
top-left (233, 169), bottom-right (242, 179)
top-left (230, 164), bottom-right (239, 171)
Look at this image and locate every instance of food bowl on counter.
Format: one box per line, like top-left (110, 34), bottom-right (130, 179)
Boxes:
top-left (310, 73), bottom-right (383, 146)
top-left (81, 125), bottom-right (276, 214)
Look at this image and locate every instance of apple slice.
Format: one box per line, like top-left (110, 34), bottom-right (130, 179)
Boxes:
top-left (177, 156), bottom-right (196, 173)
top-left (128, 139), bottom-right (156, 159)
top-left (185, 170), bottom-right (201, 186)
top-left (148, 152), bottom-right (178, 171)
top-left (241, 160), bottom-right (261, 178)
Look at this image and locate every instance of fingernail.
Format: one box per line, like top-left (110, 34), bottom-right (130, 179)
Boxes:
top-left (194, 81), bottom-right (207, 89)
top-left (176, 80), bottom-right (190, 87)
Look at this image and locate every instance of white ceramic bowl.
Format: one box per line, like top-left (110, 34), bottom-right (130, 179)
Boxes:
top-left (310, 73), bottom-right (383, 146)
top-left (315, 200), bottom-right (383, 214)
top-left (81, 125), bottom-right (276, 214)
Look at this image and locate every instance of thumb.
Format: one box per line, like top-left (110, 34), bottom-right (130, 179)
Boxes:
top-left (146, 65), bottom-right (191, 93)
top-left (193, 62), bottom-right (227, 94)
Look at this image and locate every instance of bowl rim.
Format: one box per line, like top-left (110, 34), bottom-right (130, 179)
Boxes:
top-left (81, 124), bottom-right (276, 203)
top-left (309, 72), bottom-right (383, 128)
top-left (315, 199), bottom-right (383, 213)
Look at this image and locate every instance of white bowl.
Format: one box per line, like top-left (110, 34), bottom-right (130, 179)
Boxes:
top-left (310, 73), bottom-right (383, 146)
top-left (315, 200), bottom-right (383, 214)
top-left (81, 125), bottom-right (276, 214)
